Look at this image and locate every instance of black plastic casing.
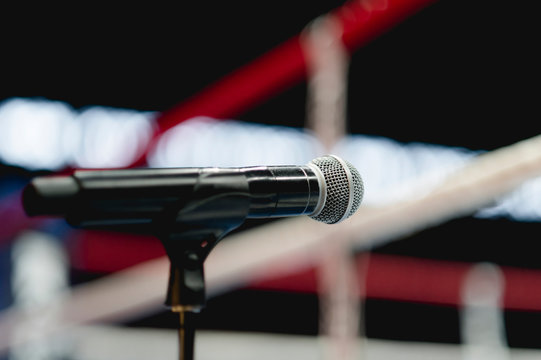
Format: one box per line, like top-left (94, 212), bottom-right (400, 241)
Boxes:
top-left (22, 165), bottom-right (320, 231)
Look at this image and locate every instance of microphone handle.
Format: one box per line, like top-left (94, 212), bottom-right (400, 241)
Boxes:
top-left (22, 165), bottom-right (321, 228)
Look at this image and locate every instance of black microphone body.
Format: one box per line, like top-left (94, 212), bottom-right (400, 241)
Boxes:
top-left (23, 165), bottom-right (320, 229)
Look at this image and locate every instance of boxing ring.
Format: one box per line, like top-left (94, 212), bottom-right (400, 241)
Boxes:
top-left (1, 0), bottom-right (541, 358)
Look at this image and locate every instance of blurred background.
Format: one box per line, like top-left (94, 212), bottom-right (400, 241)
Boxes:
top-left (1, 1), bottom-right (541, 359)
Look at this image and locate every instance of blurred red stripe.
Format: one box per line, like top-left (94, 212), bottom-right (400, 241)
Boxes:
top-left (69, 230), bottom-right (165, 273)
top-left (503, 267), bottom-right (541, 312)
top-left (362, 254), bottom-right (471, 306)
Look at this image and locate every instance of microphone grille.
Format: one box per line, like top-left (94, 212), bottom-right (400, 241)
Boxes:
top-left (308, 155), bottom-right (364, 224)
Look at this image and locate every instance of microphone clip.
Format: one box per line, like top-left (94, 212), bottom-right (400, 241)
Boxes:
top-left (157, 173), bottom-right (252, 311)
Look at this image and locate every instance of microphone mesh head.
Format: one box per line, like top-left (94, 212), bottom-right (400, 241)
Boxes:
top-left (308, 155), bottom-right (364, 224)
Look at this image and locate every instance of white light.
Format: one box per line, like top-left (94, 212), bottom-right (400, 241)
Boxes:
top-left (71, 106), bottom-right (156, 168)
top-left (0, 98), bottom-right (75, 170)
top-left (147, 116), bottom-right (322, 167)
top-left (0, 98), bottom-right (156, 170)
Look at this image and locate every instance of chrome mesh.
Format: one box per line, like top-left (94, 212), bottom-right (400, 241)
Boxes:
top-left (309, 155), bottom-right (363, 224)
top-left (348, 161), bottom-right (364, 217)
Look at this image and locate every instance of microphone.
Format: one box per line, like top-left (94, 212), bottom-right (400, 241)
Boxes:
top-left (22, 155), bottom-right (363, 227)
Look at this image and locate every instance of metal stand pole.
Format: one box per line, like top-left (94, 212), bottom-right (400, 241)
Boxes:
top-left (175, 309), bottom-right (195, 360)
top-left (162, 247), bottom-right (207, 360)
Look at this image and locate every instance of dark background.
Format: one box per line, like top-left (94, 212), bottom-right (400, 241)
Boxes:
top-left (2, 0), bottom-right (540, 349)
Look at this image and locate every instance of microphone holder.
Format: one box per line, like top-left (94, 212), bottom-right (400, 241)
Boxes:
top-left (155, 185), bottom-right (251, 360)
top-left (159, 229), bottom-right (235, 360)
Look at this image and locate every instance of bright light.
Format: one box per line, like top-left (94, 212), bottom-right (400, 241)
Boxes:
top-left (0, 98), bottom-right (156, 170)
top-left (72, 106), bottom-right (156, 168)
top-left (0, 98), bottom-right (75, 170)
top-left (147, 116), bottom-right (322, 167)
